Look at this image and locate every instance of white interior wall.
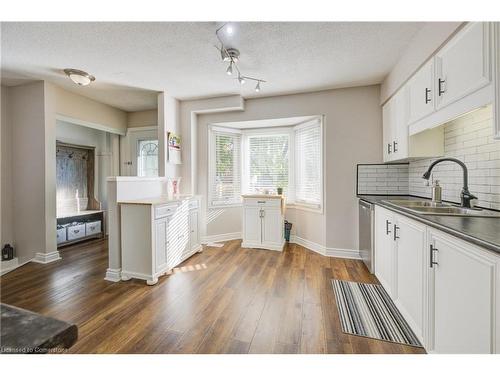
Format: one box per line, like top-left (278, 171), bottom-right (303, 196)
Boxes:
top-left (1, 86), bottom-right (13, 247)
top-left (194, 86), bottom-right (383, 250)
top-left (2, 82), bottom-right (48, 263)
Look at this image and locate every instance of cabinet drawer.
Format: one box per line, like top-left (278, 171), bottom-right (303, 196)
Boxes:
top-left (243, 198), bottom-right (281, 207)
top-left (67, 224), bottom-right (86, 241)
top-left (56, 228), bottom-right (67, 244)
top-left (86, 221), bottom-right (101, 235)
top-left (188, 199), bottom-right (199, 210)
top-left (155, 204), bottom-right (178, 219)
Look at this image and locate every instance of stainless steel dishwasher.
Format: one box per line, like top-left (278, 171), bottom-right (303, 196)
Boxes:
top-left (358, 199), bottom-right (374, 273)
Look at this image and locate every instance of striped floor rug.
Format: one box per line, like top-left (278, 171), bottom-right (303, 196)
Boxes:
top-left (332, 279), bottom-right (422, 347)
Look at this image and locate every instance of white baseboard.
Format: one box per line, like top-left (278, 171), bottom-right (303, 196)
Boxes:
top-left (290, 235), bottom-right (325, 256)
top-left (201, 232), bottom-right (242, 244)
top-left (105, 268), bottom-right (122, 282)
top-left (201, 232), bottom-right (360, 260)
top-left (325, 247), bottom-right (361, 260)
top-left (1, 258), bottom-right (33, 276)
top-left (290, 235), bottom-right (360, 260)
top-left (32, 251), bottom-right (61, 264)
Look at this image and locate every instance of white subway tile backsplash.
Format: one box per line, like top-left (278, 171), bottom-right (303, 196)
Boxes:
top-left (409, 105), bottom-right (500, 208)
top-left (357, 164), bottom-right (409, 195)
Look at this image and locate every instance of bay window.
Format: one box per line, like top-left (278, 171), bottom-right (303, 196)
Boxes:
top-left (208, 118), bottom-right (322, 211)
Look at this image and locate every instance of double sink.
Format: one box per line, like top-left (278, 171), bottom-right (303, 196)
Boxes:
top-left (382, 199), bottom-right (500, 218)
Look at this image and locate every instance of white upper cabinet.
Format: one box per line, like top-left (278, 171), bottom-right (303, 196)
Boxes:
top-left (382, 89), bottom-right (408, 162)
top-left (406, 59), bottom-right (435, 125)
top-left (435, 22), bottom-right (491, 110)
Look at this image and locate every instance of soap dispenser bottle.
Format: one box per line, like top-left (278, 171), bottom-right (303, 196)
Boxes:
top-left (432, 180), bottom-right (442, 203)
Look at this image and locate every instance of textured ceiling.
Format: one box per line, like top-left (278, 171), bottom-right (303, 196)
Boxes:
top-left (0, 22), bottom-right (425, 112)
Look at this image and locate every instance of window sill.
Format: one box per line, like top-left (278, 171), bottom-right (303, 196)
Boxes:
top-left (208, 203), bottom-right (243, 210)
top-left (286, 203), bottom-right (323, 214)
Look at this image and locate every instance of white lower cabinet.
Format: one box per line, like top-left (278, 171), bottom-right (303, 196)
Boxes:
top-left (428, 229), bottom-right (499, 353)
top-left (121, 196), bottom-right (202, 285)
top-left (241, 196), bottom-right (285, 251)
top-left (393, 216), bottom-right (426, 343)
top-left (374, 205), bottom-right (500, 353)
top-left (374, 206), bottom-right (396, 297)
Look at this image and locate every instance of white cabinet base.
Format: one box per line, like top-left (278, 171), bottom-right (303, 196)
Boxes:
top-left (241, 240), bottom-right (285, 252)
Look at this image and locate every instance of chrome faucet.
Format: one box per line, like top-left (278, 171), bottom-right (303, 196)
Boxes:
top-left (422, 157), bottom-right (477, 208)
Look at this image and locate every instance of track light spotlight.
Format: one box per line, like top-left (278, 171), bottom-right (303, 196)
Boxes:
top-left (226, 62), bottom-right (233, 75)
top-left (255, 81), bottom-right (261, 92)
top-left (238, 75), bottom-right (246, 85)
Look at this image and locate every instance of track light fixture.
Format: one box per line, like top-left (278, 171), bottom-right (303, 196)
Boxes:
top-left (215, 23), bottom-right (266, 92)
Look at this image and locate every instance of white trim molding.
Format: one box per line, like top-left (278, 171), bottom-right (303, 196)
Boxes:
top-left (201, 232), bottom-right (242, 244)
top-left (0, 258), bottom-right (33, 276)
top-left (32, 251), bottom-right (61, 264)
top-left (201, 232), bottom-right (360, 260)
top-left (290, 235), bottom-right (361, 259)
top-left (105, 268), bottom-right (122, 282)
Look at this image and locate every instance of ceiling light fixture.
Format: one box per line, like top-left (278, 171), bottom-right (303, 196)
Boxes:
top-left (63, 68), bottom-right (95, 86)
top-left (215, 23), bottom-right (266, 92)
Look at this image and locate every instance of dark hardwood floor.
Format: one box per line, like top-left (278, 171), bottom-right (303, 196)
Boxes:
top-left (0, 238), bottom-right (425, 354)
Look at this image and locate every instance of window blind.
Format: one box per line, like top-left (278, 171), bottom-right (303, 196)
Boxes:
top-left (295, 122), bottom-right (322, 207)
top-left (210, 130), bottom-right (242, 206)
top-left (247, 134), bottom-right (289, 195)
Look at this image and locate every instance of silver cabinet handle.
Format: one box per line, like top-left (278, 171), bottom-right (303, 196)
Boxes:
top-left (430, 244), bottom-right (439, 268)
top-left (393, 141), bottom-right (398, 153)
top-left (385, 220), bottom-right (392, 235)
top-left (425, 87), bottom-right (431, 104)
top-left (393, 225), bottom-right (400, 240)
top-left (387, 143), bottom-right (392, 154)
top-left (438, 78), bottom-right (446, 96)
top-left (257, 201), bottom-right (266, 204)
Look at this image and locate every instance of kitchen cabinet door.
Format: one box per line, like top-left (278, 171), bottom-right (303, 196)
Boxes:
top-left (243, 206), bottom-right (261, 244)
top-left (382, 99), bottom-right (394, 162)
top-left (261, 207), bottom-right (283, 246)
top-left (374, 207), bottom-right (396, 297)
top-left (189, 209), bottom-right (200, 251)
top-left (155, 218), bottom-right (168, 272)
top-left (392, 89), bottom-right (409, 160)
top-left (429, 230), bottom-right (497, 353)
top-left (435, 22), bottom-right (491, 110)
top-left (407, 59), bottom-right (435, 125)
top-left (394, 215), bottom-right (426, 342)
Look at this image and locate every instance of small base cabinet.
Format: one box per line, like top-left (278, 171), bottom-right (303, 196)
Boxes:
top-left (120, 196), bottom-right (202, 285)
top-left (374, 204), bottom-right (500, 353)
top-left (241, 196), bottom-right (285, 251)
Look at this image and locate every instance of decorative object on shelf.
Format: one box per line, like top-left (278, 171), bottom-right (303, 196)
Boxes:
top-left (167, 177), bottom-right (182, 198)
top-left (2, 244), bottom-right (14, 261)
top-left (167, 132), bottom-right (182, 164)
top-left (215, 23), bottom-right (266, 92)
top-left (63, 68), bottom-right (95, 86)
top-left (277, 187), bottom-right (283, 195)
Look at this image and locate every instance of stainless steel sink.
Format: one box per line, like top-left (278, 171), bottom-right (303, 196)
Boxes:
top-left (382, 199), bottom-right (500, 218)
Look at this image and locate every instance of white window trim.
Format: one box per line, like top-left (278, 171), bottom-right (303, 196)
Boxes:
top-left (207, 116), bottom-right (324, 212)
top-left (208, 125), bottom-right (243, 209)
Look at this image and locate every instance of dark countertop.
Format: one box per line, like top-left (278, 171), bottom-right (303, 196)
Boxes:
top-left (0, 303), bottom-right (78, 354)
top-left (358, 195), bottom-right (500, 255)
